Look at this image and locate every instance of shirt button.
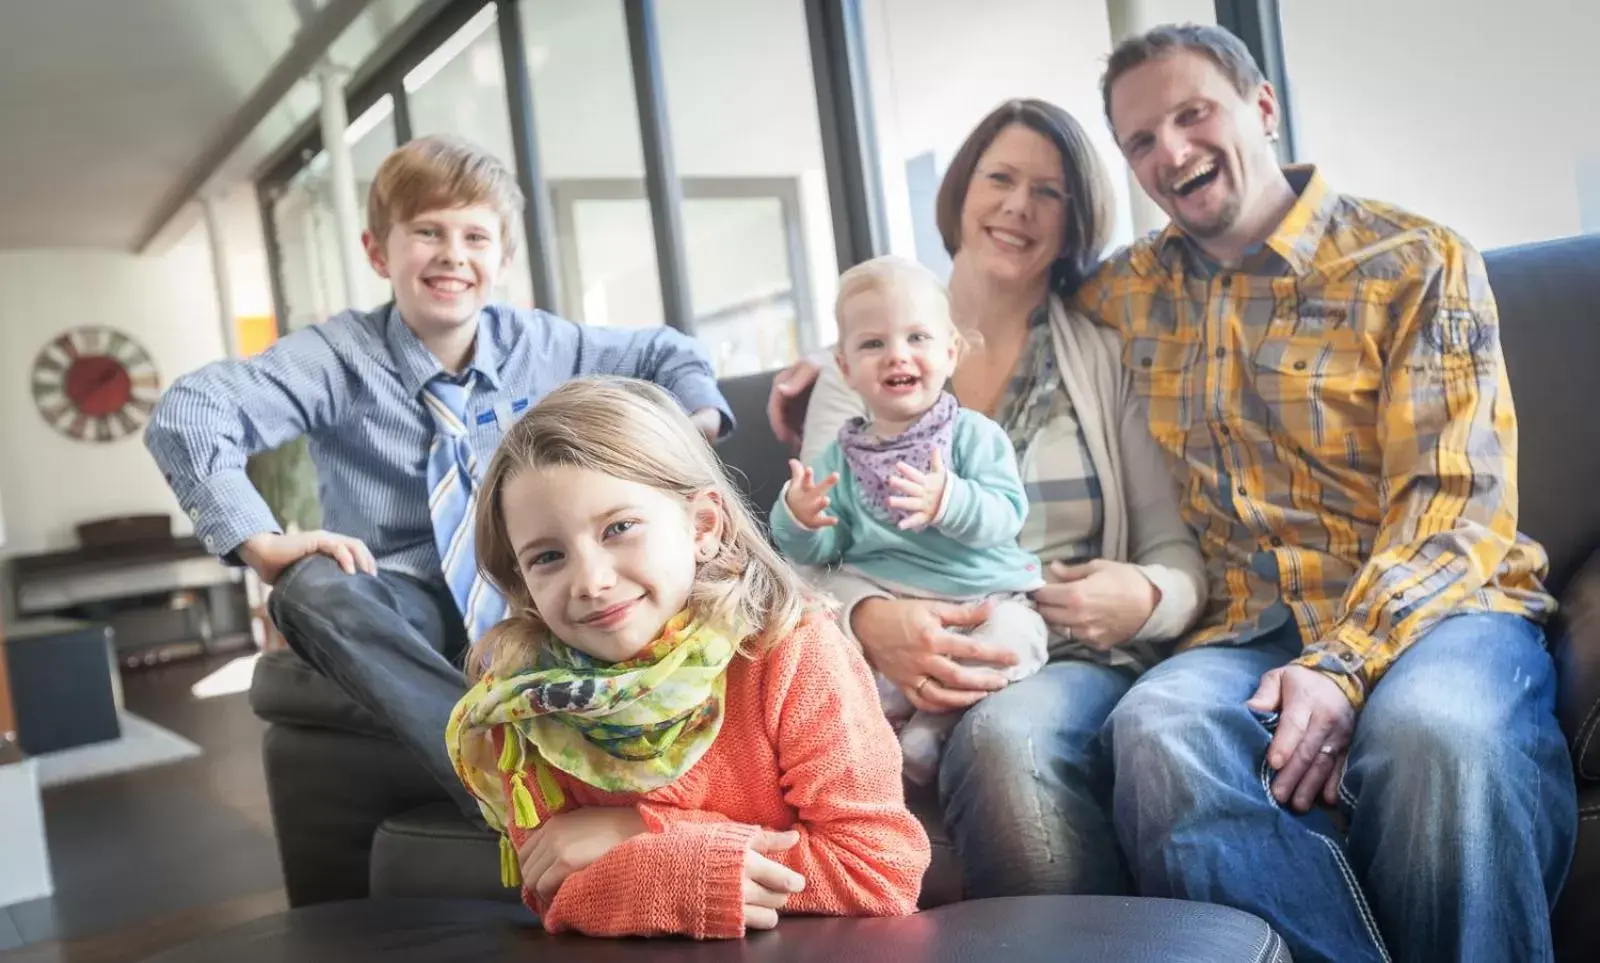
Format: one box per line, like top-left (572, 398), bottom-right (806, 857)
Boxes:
top-left (203, 536), bottom-right (216, 551)
top-left (1270, 536), bottom-right (1284, 547)
top-left (1293, 360), bottom-right (1308, 371)
top-left (1214, 346), bottom-right (1226, 359)
top-left (1237, 485), bottom-right (1248, 497)
top-left (188, 508), bottom-right (200, 521)
top-left (1219, 424), bottom-right (1231, 436)
top-left (1141, 357), bottom-right (1153, 368)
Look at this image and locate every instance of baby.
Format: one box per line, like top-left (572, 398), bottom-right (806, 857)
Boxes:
top-left (770, 255), bottom-right (1047, 784)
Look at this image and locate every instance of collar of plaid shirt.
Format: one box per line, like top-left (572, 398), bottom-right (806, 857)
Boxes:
top-left (1084, 165), bottom-right (1553, 708)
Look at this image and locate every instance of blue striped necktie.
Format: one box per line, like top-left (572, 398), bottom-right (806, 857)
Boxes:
top-left (422, 375), bottom-right (507, 642)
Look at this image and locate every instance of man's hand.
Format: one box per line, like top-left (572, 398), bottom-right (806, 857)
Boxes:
top-left (517, 807), bottom-right (648, 903)
top-left (767, 359), bottom-right (820, 452)
top-left (689, 407), bottom-right (723, 444)
top-left (849, 597), bottom-right (1016, 712)
top-left (1033, 560), bottom-right (1160, 650)
top-left (1246, 665), bottom-right (1357, 813)
top-left (885, 451), bottom-right (948, 531)
top-left (238, 530), bottom-right (376, 584)
top-left (784, 460), bottom-right (839, 529)
top-left (741, 829), bottom-right (805, 931)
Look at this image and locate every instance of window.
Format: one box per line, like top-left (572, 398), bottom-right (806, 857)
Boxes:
top-left (861, 0), bottom-right (1138, 275)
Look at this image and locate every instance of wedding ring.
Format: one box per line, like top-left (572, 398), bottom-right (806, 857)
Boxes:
top-left (1319, 744), bottom-right (1337, 756)
top-left (914, 676), bottom-right (932, 696)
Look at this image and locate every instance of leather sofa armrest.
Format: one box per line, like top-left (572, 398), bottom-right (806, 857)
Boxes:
top-left (1555, 550), bottom-right (1600, 781)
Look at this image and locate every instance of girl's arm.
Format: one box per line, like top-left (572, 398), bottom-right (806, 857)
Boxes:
top-left (751, 616), bottom-right (930, 916)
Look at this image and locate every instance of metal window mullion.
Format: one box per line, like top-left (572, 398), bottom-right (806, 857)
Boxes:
top-left (497, 0), bottom-right (561, 312)
top-left (623, 0), bottom-right (694, 334)
top-left (1215, 0), bottom-right (1297, 163)
top-left (803, 0), bottom-right (886, 271)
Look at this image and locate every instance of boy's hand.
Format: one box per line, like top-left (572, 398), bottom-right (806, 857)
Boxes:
top-left (238, 530), bottom-right (377, 584)
top-left (784, 460), bottom-right (839, 529)
top-left (886, 450), bottom-right (948, 531)
top-left (689, 407), bottom-right (723, 444)
top-left (518, 807), bottom-right (648, 903)
top-left (742, 829), bottom-right (804, 930)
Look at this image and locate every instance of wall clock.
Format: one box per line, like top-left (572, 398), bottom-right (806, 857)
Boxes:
top-left (31, 327), bottom-right (162, 443)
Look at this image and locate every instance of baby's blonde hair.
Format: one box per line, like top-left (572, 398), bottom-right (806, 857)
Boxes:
top-left (834, 254), bottom-right (973, 356)
top-left (467, 377), bottom-right (808, 680)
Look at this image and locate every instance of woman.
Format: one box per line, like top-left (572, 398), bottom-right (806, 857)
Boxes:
top-left (769, 99), bottom-right (1204, 898)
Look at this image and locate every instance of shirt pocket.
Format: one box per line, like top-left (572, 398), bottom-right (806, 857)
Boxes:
top-left (1249, 336), bottom-right (1375, 464)
top-left (1123, 335), bottom-right (1203, 453)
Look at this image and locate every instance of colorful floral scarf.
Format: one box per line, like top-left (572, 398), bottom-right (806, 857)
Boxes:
top-left (445, 611), bottom-right (740, 886)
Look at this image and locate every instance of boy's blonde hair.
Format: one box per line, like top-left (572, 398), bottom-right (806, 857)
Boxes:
top-left (366, 135), bottom-right (524, 254)
top-left (467, 378), bottom-right (808, 680)
top-left (834, 255), bottom-right (971, 356)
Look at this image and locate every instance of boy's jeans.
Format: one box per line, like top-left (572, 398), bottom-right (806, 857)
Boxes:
top-left (268, 554), bottom-right (478, 818)
top-left (1104, 614), bottom-right (1576, 963)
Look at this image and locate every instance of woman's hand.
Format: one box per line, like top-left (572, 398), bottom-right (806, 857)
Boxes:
top-left (850, 597), bottom-right (1018, 712)
top-left (768, 359), bottom-right (821, 452)
top-left (517, 807), bottom-right (647, 903)
top-left (741, 829), bottom-right (805, 930)
top-left (1033, 560), bottom-right (1161, 650)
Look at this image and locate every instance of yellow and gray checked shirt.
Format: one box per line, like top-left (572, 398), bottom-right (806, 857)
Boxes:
top-left (1077, 166), bottom-right (1553, 708)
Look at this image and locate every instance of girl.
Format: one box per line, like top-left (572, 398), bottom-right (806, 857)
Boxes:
top-left (771, 255), bottom-right (1049, 784)
top-left (445, 377), bottom-right (929, 940)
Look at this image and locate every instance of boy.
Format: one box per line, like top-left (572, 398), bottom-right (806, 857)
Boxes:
top-left (146, 136), bottom-right (730, 814)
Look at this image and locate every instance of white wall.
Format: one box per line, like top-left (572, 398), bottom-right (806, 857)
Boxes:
top-left (0, 229), bottom-right (230, 560)
top-left (1281, 0), bottom-right (1599, 250)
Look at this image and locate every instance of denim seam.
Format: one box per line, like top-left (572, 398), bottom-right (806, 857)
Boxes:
top-left (1312, 833), bottom-right (1393, 963)
top-left (1262, 750), bottom-right (1390, 962)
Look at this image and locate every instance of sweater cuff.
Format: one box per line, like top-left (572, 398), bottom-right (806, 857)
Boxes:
top-left (694, 821), bottom-right (762, 939)
top-left (1129, 563), bottom-right (1194, 643)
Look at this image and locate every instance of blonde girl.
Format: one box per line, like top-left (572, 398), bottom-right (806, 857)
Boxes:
top-left (446, 377), bottom-right (929, 940)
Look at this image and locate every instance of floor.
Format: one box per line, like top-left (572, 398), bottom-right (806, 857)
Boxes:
top-left (1, 653), bottom-right (287, 962)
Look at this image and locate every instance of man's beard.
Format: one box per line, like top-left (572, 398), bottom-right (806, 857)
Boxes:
top-left (1173, 190), bottom-right (1243, 240)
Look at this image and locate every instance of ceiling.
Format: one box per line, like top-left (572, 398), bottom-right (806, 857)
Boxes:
top-left (0, 0), bottom-right (434, 252)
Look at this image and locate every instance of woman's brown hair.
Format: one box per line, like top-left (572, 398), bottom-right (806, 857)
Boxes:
top-left (934, 99), bottom-right (1114, 297)
top-left (465, 377), bottom-right (808, 680)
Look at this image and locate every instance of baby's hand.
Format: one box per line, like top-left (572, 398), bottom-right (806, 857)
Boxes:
top-left (886, 449), bottom-right (948, 531)
top-left (784, 460), bottom-right (840, 529)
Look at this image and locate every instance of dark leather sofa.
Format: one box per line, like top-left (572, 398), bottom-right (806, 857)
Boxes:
top-left (248, 233), bottom-right (1600, 959)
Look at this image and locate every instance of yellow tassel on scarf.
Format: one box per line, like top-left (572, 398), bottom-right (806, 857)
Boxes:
top-left (500, 834), bottom-right (521, 888)
top-left (510, 771), bottom-right (540, 830)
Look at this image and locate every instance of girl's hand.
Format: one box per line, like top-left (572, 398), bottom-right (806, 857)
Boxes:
top-left (518, 807), bottom-right (647, 902)
top-left (885, 450), bottom-right (948, 531)
top-left (784, 459), bottom-right (840, 529)
top-left (742, 829), bottom-right (805, 930)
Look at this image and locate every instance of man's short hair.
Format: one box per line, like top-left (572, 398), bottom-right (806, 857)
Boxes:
top-left (1101, 23), bottom-right (1266, 128)
top-left (365, 135), bottom-right (524, 253)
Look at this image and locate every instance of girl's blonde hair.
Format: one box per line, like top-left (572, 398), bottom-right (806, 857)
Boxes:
top-left (834, 254), bottom-right (977, 358)
top-left (466, 377), bottom-right (808, 680)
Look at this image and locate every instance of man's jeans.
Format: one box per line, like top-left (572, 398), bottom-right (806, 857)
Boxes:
top-left (939, 658), bottom-right (1136, 898)
top-left (268, 555), bottom-right (478, 817)
top-left (1104, 614), bottom-right (1576, 963)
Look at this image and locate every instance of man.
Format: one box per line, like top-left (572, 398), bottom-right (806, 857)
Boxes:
top-left (769, 24), bottom-right (1574, 963)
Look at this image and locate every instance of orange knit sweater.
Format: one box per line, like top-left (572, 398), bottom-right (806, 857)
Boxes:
top-left (497, 613), bottom-right (931, 939)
